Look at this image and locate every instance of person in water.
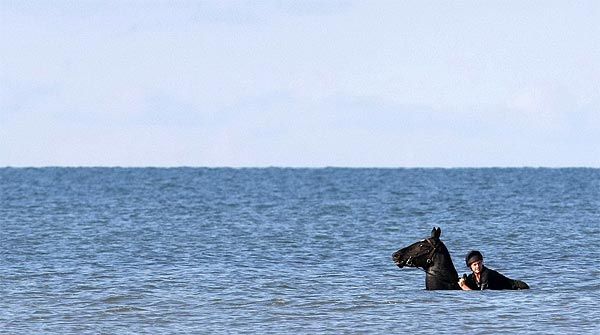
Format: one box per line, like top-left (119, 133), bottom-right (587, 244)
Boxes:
top-left (458, 250), bottom-right (529, 290)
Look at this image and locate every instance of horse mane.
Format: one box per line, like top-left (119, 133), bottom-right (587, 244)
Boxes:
top-left (433, 240), bottom-right (459, 283)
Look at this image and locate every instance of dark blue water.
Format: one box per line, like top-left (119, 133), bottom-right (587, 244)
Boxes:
top-left (1, 168), bottom-right (599, 334)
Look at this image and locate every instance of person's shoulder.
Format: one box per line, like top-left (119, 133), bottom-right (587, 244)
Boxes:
top-left (485, 267), bottom-right (500, 275)
top-left (487, 268), bottom-right (504, 277)
top-left (484, 267), bottom-right (501, 277)
top-left (486, 267), bottom-right (512, 282)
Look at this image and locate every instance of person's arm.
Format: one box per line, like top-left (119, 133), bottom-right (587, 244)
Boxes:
top-left (487, 269), bottom-right (515, 289)
top-left (458, 274), bottom-right (472, 290)
top-left (511, 279), bottom-right (530, 289)
top-left (493, 269), bottom-right (529, 289)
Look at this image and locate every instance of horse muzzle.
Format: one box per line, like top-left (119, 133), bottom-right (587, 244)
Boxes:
top-left (392, 254), bottom-right (407, 268)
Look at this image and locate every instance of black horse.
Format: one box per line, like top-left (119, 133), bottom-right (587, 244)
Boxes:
top-left (392, 227), bottom-right (530, 290)
top-left (392, 227), bottom-right (460, 290)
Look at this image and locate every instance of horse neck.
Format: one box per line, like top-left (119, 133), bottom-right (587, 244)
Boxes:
top-left (424, 253), bottom-right (459, 290)
top-left (428, 247), bottom-right (458, 281)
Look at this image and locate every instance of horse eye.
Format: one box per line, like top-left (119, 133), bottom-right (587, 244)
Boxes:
top-left (419, 244), bottom-right (423, 248)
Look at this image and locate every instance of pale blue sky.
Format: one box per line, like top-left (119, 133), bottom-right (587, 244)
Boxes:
top-left (1, 1), bottom-right (599, 167)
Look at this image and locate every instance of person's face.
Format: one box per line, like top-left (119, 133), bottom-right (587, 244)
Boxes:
top-left (470, 260), bottom-right (484, 274)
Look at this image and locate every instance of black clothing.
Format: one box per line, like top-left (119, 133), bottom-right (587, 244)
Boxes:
top-left (464, 266), bottom-right (528, 290)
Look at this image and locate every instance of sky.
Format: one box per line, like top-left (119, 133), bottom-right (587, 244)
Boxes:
top-left (1, 1), bottom-right (599, 167)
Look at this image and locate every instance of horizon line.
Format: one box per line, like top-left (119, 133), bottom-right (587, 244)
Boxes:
top-left (2, 165), bottom-right (599, 169)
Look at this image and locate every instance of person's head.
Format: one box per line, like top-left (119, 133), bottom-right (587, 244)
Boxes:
top-left (465, 250), bottom-right (484, 274)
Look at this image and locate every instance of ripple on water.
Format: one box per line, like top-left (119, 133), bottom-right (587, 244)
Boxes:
top-left (1, 168), bottom-right (599, 334)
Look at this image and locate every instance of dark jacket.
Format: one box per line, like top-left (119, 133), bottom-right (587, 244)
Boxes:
top-left (464, 267), bottom-right (529, 290)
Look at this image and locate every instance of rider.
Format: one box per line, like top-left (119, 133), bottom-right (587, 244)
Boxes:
top-left (458, 250), bottom-right (529, 290)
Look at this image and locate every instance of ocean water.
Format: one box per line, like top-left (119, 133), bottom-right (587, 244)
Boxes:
top-left (1, 167), bottom-right (599, 334)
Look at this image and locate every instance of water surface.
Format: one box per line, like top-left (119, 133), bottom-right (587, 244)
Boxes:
top-left (1, 168), bottom-right (599, 334)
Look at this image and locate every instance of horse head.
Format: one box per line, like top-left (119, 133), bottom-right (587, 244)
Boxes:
top-left (393, 227), bottom-right (534, 291)
top-left (392, 227), bottom-right (460, 290)
top-left (392, 227), bottom-right (442, 269)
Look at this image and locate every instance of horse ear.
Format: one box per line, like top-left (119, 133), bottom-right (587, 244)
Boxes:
top-left (431, 227), bottom-right (437, 237)
top-left (432, 227), bottom-right (441, 238)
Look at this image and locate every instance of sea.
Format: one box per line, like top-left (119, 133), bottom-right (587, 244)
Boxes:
top-left (1, 167), bottom-right (599, 334)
